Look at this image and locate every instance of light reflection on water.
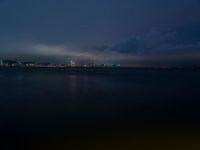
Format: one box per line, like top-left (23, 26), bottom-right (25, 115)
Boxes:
top-left (0, 69), bottom-right (200, 149)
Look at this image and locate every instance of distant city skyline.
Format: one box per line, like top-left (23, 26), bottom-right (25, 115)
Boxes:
top-left (0, 57), bottom-right (123, 68)
top-left (0, 0), bottom-right (200, 67)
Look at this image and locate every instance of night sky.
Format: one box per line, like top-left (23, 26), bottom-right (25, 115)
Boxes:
top-left (0, 0), bottom-right (200, 66)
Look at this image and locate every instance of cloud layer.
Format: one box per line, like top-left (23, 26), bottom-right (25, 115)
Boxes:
top-left (0, 0), bottom-right (200, 66)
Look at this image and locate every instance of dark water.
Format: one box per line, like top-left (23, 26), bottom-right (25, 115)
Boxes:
top-left (1, 68), bottom-right (200, 149)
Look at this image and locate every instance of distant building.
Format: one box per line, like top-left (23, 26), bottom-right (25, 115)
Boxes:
top-left (101, 63), bottom-right (121, 68)
top-left (22, 62), bottom-right (36, 67)
top-left (70, 60), bottom-right (76, 67)
top-left (2, 60), bottom-right (23, 67)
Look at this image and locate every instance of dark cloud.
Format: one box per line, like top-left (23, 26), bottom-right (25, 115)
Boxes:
top-left (110, 37), bottom-right (141, 54)
top-left (97, 22), bottom-right (200, 55)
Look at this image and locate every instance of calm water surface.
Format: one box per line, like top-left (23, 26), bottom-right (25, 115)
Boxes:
top-left (0, 68), bottom-right (200, 149)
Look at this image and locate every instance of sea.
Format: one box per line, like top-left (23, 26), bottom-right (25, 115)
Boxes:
top-left (0, 68), bottom-right (200, 150)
